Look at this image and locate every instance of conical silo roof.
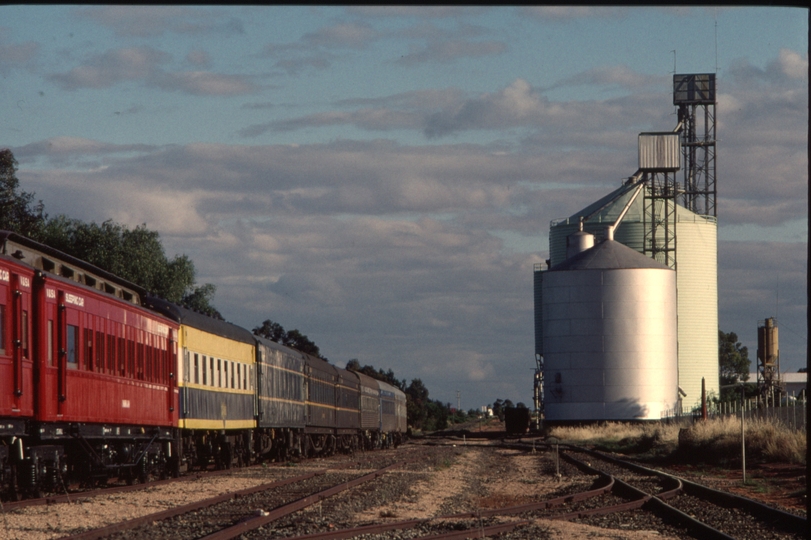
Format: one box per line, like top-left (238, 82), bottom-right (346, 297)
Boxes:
top-left (558, 180), bottom-right (701, 227)
top-left (550, 238), bottom-right (672, 272)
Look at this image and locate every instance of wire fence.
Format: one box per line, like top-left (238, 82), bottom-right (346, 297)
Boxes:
top-left (662, 397), bottom-right (807, 432)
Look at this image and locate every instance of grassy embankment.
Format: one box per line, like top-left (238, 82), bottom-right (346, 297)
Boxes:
top-left (546, 417), bottom-right (806, 465)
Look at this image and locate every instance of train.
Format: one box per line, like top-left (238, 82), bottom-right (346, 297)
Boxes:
top-left (0, 230), bottom-right (407, 499)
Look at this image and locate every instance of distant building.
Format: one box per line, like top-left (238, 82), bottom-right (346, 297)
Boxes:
top-left (748, 372), bottom-right (807, 398)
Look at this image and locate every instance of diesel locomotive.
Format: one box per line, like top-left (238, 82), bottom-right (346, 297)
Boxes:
top-left (0, 230), bottom-right (406, 499)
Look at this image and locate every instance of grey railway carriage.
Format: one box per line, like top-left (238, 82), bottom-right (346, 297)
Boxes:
top-left (355, 372), bottom-right (383, 448)
top-left (378, 380), bottom-right (407, 446)
top-left (254, 336), bottom-right (306, 461)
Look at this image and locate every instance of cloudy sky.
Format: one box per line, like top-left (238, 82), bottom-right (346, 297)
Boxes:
top-left (2, 6), bottom-right (807, 410)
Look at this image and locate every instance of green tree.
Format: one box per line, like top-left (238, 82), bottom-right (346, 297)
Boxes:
top-left (405, 378), bottom-right (429, 429)
top-left (344, 359), bottom-right (405, 389)
top-left (254, 319), bottom-right (286, 343)
top-left (181, 283), bottom-right (221, 319)
top-left (491, 399), bottom-right (504, 421)
top-left (0, 149), bottom-right (219, 316)
top-left (284, 329), bottom-right (324, 360)
top-left (36, 216), bottom-right (219, 315)
top-left (0, 148), bottom-right (46, 237)
top-left (719, 330), bottom-right (751, 401)
top-left (253, 319), bottom-right (326, 360)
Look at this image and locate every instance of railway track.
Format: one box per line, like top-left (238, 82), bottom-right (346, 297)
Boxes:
top-left (57, 447), bottom-right (441, 540)
top-left (558, 444), bottom-right (807, 540)
top-left (3, 439), bottom-right (807, 539)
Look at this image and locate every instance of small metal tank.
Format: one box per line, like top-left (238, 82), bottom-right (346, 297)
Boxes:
top-left (542, 237), bottom-right (678, 421)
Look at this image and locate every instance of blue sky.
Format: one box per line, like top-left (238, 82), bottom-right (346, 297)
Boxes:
top-left (1, 6), bottom-right (807, 409)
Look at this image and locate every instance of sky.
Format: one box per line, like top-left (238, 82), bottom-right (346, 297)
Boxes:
top-left (1, 6), bottom-right (807, 411)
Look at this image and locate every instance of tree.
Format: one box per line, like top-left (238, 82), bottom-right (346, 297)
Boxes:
top-left (181, 283), bottom-right (221, 319)
top-left (345, 359), bottom-right (405, 389)
top-left (0, 148), bottom-right (46, 237)
top-left (253, 319), bottom-right (326, 360)
top-left (284, 329), bottom-right (324, 360)
top-left (491, 399), bottom-right (505, 421)
top-left (405, 378), bottom-right (429, 429)
top-left (1, 148), bottom-right (219, 316)
top-left (719, 330), bottom-right (751, 402)
top-left (36, 216), bottom-right (220, 316)
top-left (254, 319), bottom-right (286, 343)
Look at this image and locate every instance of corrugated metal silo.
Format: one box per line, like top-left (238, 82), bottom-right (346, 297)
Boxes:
top-left (548, 181), bottom-right (719, 411)
top-left (542, 239), bottom-right (678, 420)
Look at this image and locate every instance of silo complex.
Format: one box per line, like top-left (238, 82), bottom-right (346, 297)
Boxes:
top-left (542, 238), bottom-right (679, 420)
top-left (546, 181), bottom-right (719, 412)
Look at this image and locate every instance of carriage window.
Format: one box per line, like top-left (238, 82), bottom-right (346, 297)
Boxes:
top-left (0, 304), bottom-right (5, 355)
top-left (67, 324), bottom-right (78, 368)
top-left (84, 328), bottom-right (93, 371)
top-left (145, 341), bottom-right (152, 381)
top-left (203, 355), bottom-right (208, 385)
top-left (118, 337), bottom-right (126, 376)
top-left (230, 362), bottom-right (235, 389)
top-left (224, 361), bottom-right (229, 388)
top-left (237, 364), bottom-right (241, 390)
top-left (136, 341), bottom-right (144, 380)
top-left (107, 335), bottom-right (115, 373)
top-left (128, 337), bottom-right (136, 379)
top-left (194, 353), bottom-right (199, 384)
top-left (217, 359), bottom-right (222, 387)
top-left (96, 331), bottom-right (105, 373)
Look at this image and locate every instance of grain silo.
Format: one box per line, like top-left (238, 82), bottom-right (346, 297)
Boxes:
top-left (534, 74), bottom-right (718, 418)
top-left (542, 232), bottom-right (679, 421)
top-left (545, 183), bottom-right (718, 412)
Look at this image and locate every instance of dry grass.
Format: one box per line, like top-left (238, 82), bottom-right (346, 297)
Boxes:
top-left (547, 422), bottom-right (681, 456)
top-left (680, 416), bottom-right (806, 464)
top-left (546, 418), bottom-right (806, 465)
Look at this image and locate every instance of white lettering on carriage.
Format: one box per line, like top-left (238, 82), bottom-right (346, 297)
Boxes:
top-left (0, 269), bottom-right (9, 282)
top-left (18, 276), bottom-right (30, 288)
top-left (46, 288), bottom-right (56, 299)
top-left (65, 293), bottom-right (84, 306)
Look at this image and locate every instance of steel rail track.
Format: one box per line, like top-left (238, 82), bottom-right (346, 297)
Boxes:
top-left (199, 459), bottom-right (413, 540)
top-left (57, 456), bottom-right (417, 540)
top-left (277, 439), bottom-right (806, 540)
top-left (560, 444), bottom-right (807, 539)
top-left (59, 469), bottom-right (327, 540)
top-left (273, 467), bottom-right (617, 539)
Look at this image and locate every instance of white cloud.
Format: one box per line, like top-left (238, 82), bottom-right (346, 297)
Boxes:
top-left (777, 48), bottom-right (808, 80)
top-left (48, 47), bottom-right (169, 89)
top-left (396, 39), bottom-right (506, 65)
top-left (75, 6), bottom-right (245, 38)
top-left (48, 46), bottom-right (257, 95)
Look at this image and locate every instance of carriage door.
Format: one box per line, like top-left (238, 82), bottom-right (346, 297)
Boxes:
top-left (11, 272), bottom-right (32, 412)
top-left (56, 290), bottom-right (82, 416)
top-left (167, 328), bottom-right (177, 418)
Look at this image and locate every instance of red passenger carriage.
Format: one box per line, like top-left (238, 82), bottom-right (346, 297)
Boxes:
top-left (1, 231), bottom-right (180, 497)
